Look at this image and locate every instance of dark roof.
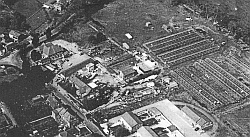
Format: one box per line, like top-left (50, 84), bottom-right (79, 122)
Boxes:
top-left (121, 111), bottom-right (142, 128)
top-left (167, 125), bottom-right (178, 132)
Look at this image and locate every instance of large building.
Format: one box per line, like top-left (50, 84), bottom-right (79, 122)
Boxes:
top-left (109, 99), bottom-right (211, 137)
top-left (119, 111), bottom-right (143, 132)
top-left (181, 106), bottom-right (208, 130)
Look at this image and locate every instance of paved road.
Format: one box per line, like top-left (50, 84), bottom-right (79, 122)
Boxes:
top-left (51, 75), bottom-right (105, 136)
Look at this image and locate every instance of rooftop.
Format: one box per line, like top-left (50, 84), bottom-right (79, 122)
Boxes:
top-left (137, 126), bottom-right (158, 137)
top-left (133, 99), bottom-right (210, 137)
top-left (59, 54), bottom-right (94, 77)
top-left (121, 111), bottom-right (143, 128)
top-left (181, 106), bottom-right (200, 122)
top-left (38, 42), bottom-right (66, 57)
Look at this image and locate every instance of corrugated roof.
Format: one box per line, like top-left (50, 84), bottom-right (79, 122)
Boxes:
top-left (121, 111), bottom-right (142, 128)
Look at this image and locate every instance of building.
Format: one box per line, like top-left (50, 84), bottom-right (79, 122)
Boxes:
top-left (8, 30), bottom-right (21, 42)
top-left (119, 111), bottom-right (143, 132)
top-left (52, 107), bottom-right (75, 128)
top-left (46, 95), bottom-right (60, 109)
top-left (181, 106), bottom-right (207, 129)
top-left (38, 42), bottom-right (66, 58)
top-left (132, 99), bottom-right (211, 137)
top-left (148, 107), bottom-right (162, 117)
top-left (137, 126), bottom-right (158, 137)
top-left (27, 116), bottom-right (60, 137)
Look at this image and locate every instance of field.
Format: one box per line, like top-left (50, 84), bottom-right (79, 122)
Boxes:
top-left (220, 104), bottom-right (250, 137)
top-left (12, 0), bottom-right (42, 18)
top-left (92, 0), bottom-right (176, 46)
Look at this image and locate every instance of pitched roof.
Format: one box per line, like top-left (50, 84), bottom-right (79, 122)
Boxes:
top-left (121, 111), bottom-right (142, 128)
top-left (38, 42), bottom-right (65, 57)
top-left (181, 106), bottom-right (200, 122)
top-left (137, 126), bottom-right (158, 137)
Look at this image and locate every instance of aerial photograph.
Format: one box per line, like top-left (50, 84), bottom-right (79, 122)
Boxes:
top-left (1, 0), bottom-right (250, 137)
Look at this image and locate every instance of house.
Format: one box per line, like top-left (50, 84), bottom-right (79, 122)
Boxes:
top-left (8, 30), bottom-right (21, 42)
top-left (119, 111), bottom-right (143, 132)
top-left (52, 107), bottom-right (74, 128)
top-left (137, 126), bottom-right (158, 137)
top-left (46, 95), bottom-right (59, 109)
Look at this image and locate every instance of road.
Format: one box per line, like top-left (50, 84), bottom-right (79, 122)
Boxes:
top-left (51, 75), bottom-right (105, 136)
top-left (51, 75), bottom-right (87, 118)
top-left (0, 102), bottom-right (18, 127)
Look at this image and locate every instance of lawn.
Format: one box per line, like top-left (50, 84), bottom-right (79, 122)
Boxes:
top-left (92, 0), bottom-right (177, 46)
top-left (221, 104), bottom-right (250, 136)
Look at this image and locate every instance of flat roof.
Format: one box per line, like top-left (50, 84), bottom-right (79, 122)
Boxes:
top-left (133, 99), bottom-right (210, 137)
top-left (59, 54), bottom-right (94, 77)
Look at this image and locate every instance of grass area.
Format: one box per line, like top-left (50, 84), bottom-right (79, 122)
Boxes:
top-left (92, 0), bottom-right (177, 46)
top-left (12, 0), bottom-right (42, 18)
top-left (220, 104), bottom-right (250, 136)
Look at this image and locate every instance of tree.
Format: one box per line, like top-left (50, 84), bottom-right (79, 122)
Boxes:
top-left (31, 33), bottom-right (40, 48)
top-left (89, 133), bottom-right (103, 137)
top-left (88, 35), bottom-right (97, 44)
top-left (96, 32), bottom-right (107, 43)
top-left (2, 0), bottom-right (19, 6)
top-left (113, 126), bottom-right (130, 137)
top-left (46, 27), bottom-right (52, 40)
top-left (30, 50), bottom-right (42, 62)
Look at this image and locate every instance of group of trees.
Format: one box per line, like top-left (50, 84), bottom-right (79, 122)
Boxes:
top-left (171, 0), bottom-right (250, 45)
top-left (88, 32), bottom-right (107, 45)
top-left (0, 0), bottom-right (30, 32)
